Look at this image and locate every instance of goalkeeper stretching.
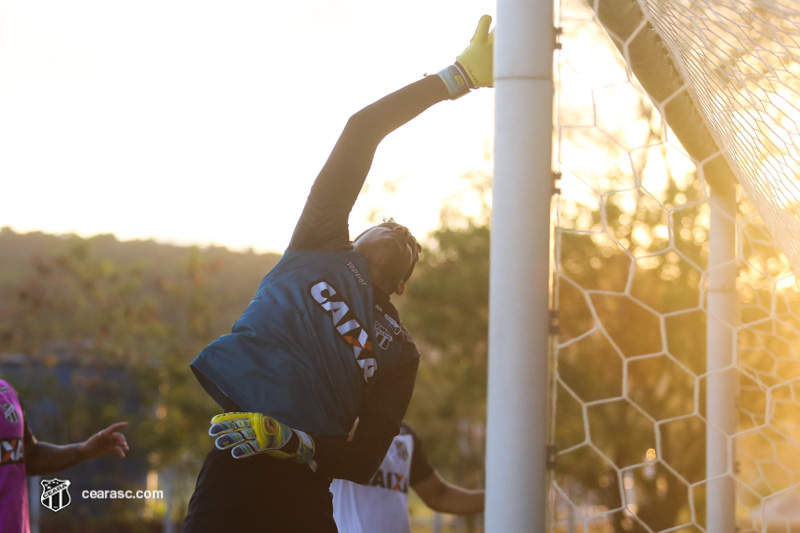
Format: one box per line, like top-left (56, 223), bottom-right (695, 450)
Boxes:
top-left (182, 16), bottom-right (494, 532)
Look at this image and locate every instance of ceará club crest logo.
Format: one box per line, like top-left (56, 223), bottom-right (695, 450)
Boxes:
top-left (40, 478), bottom-right (71, 512)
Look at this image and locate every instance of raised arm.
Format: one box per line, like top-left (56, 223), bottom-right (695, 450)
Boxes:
top-left (289, 15), bottom-right (494, 251)
top-left (288, 77), bottom-right (449, 251)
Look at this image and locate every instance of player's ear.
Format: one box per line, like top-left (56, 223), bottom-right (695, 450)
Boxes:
top-left (395, 282), bottom-right (407, 296)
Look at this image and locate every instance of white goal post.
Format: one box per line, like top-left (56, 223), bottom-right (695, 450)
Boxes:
top-left (485, 0), bottom-right (555, 530)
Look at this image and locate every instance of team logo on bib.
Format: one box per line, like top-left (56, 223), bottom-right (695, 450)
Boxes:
top-left (41, 478), bottom-right (72, 512)
top-left (374, 321), bottom-right (393, 350)
top-left (394, 440), bottom-right (409, 461)
top-left (0, 438), bottom-right (24, 464)
top-left (309, 280), bottom-right (377, 382)
top-left (1, 403), bottom-right (19, 424)
top-left (383, 313), bottom-right (402, 335)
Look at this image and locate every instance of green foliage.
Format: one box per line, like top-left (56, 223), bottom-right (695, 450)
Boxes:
top-left (0, 228), bottom-right (279, 525)
top-left (554, 178), bottom-right (709, 529)
top-left (402, 217), bottom-right (491, 528)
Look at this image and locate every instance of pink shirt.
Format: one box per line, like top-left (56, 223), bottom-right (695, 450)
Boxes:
top-left (0, 379), bottom-right (30, 533)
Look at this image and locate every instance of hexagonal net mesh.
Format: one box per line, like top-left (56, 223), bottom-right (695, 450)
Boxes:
top-left (552, 0), bottom-right (800, 531)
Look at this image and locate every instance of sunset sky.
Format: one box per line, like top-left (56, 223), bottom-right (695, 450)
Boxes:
top-left (0, 0), bottom-right (495, 253)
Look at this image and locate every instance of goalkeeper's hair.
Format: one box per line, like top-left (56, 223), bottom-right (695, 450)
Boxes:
top-left (353, 217), bottom-right (422, 283)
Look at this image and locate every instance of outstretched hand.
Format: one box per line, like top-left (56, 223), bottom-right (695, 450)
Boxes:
top-left (456, 15), bottom-right (494, 89)
top-left (436, 15), bottom-right (495, 99)
top-left (78, 421), bottom-right (130, 459)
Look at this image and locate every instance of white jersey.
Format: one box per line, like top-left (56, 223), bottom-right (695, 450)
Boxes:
top-left (332, 425), bottom-right (430, 533)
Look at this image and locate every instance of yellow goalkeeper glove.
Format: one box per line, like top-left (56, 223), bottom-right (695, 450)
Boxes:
top-left (209, 412), bottom-right (316, 468)
top-left (437, 15), bottom-right (494, 99)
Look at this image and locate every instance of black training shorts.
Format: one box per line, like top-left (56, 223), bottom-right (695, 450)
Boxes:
top-left (182, 447), bottom-right (337, 532)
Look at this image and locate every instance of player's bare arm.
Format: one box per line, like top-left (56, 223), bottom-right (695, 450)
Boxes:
top-left (24, 421), bottom-right (129, 476)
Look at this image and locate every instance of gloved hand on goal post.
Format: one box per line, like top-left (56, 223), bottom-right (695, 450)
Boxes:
top-left (209, 412), bottom-right (316, 469)
top-left (437, 15), bottom-right (494, 99)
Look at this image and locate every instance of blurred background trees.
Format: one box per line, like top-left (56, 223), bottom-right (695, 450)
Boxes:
top-left (0, 229), bottom-right (277, 530)
top-left (403, 216), bottom-right (490, 533)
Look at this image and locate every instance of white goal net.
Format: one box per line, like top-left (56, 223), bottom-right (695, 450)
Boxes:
top-left (552, 0), bottom-right (800, 531)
